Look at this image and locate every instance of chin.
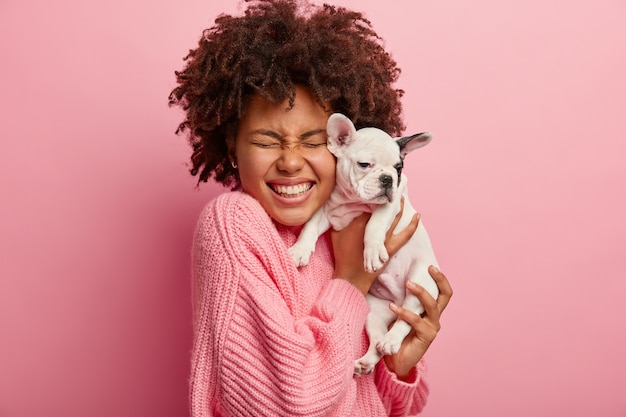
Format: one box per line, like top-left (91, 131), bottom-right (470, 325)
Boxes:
top-left (273, 207), bottom-right (317, 227)
top-left (275, 214), bottom-right (309, 227)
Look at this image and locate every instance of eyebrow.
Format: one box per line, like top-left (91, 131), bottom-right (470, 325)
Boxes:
top-left (252, 128), bottom-right (326, 140)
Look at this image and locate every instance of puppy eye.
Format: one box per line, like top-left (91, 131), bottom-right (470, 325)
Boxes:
top-left (358, 162), bottom-right (371, 169)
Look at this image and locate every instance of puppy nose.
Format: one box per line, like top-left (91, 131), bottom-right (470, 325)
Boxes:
top-left (380, 174), bottom-right (393, 189)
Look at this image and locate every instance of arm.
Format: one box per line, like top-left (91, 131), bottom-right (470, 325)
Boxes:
top-left (375, 359), bottom-right (430, 416)
top-left (331, 197), bottom-right (419, 295)
top-left (363, 197), bottom-right (402, 273)
top-left (190, 193), bottom-right (370, 417)
top-left (377, 266), bottom-right (453, 415)
top-left (331, 204), bottom-right (453, 416)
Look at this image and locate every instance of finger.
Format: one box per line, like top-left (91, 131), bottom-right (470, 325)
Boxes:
top-left (389, 302), bottom-right (438, 342)
top-left (385, 213), bottom-right (420, 256)
top-left (428, 265), bottom-right (453, 313)
top-left (406, 212), bottom-right (420, 235)
top-left (394, 211), bottom-right (420, 240)
top-left (406, 281), bottom-right (441, 329)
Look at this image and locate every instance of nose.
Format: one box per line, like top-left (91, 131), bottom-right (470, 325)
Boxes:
top-left (276, 145), bottom-right (305, 173)
top-left (380, 174), bottom-right (393, 189)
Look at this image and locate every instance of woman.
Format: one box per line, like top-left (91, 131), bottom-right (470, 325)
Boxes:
top-left (169, 1), bottom-right (453, 415)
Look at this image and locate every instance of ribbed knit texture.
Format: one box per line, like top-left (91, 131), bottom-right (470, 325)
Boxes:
top-left (189, 191), bottom-right (429, 416)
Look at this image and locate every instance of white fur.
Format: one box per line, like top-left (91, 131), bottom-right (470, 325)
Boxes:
top-left (288, 113), bottom-right (439, 376)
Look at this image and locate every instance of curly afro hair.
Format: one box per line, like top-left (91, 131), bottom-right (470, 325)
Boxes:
top-left (168, 0), bottom-right (406, 188)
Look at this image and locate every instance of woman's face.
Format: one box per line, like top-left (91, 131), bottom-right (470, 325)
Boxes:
top-left (231, 85), bottom-right (336, 227)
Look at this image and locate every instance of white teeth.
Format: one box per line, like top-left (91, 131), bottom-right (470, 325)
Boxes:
top-left (272, 183), bottom-right (312, 196)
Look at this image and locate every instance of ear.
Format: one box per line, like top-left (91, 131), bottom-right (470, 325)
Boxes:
top-left (396, 132), bottom-right (432, 158)
top-left (326, 113), bottom-right (358, 156)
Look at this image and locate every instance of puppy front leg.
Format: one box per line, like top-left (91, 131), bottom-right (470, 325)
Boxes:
top-left (288, 207), bottom-right (330, 267)
top-left (363, 201), bottom-right (400, 272)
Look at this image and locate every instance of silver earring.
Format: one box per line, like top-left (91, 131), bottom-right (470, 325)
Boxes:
top-left (231, 160), bottom-right (238, 169)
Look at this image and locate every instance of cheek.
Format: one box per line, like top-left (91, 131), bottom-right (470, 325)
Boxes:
top-left (236, 145), bottom-right (275, 179)
top-left (312, 151), bottom-right (336, 179)
top-left (313, 152), bottom-right (336, 199)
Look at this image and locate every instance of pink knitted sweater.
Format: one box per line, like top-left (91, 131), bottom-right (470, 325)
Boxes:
top-left (189, 191), bottom-right (429, 416)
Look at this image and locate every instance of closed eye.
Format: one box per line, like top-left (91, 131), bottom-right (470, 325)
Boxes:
top-left (301, 140), bottom-right (327, 148)
top-left (358, 162), bottom-right (371, 169)
top-left (251, 141), bottom-right (280, 148)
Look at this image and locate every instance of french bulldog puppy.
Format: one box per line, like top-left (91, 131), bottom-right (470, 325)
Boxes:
top-left (288, 113), bottom-right (439, 376)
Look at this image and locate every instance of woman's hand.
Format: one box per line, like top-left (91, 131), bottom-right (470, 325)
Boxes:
top-left (383, 266), bottom-right (453, 380)
top-left (331, 198), bottom-right (419, 294)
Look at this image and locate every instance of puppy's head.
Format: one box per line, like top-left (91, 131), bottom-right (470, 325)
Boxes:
top-left (326, 113), bottom-right (432, 203)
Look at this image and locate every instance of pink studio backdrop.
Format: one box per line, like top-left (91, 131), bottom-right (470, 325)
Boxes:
top-left (1, 0), bottom-right (625, 416)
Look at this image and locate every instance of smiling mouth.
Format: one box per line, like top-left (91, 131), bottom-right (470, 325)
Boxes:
top-left (270, 183), bottom-right (313, 198)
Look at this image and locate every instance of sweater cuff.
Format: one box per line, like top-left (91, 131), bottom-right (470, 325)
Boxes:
top-left (375, 359), bottom-right (429, 408)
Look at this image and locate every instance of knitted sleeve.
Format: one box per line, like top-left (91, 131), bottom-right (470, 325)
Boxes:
top-left (374, 359), bottom-right (430, 416)
top-left (189, 192), bottom-right (372, 417)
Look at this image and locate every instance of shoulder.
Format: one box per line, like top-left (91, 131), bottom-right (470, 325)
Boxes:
top-left (200, 190), bottom-right (266, 221)
top-left (194, 191), bottom-right (280, 254)
top-left (196, 191), bottom-right (270, 234)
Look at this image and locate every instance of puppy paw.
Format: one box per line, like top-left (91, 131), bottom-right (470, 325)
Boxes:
top-left (363, 243), bottom-right (388, 273)
top-left (377, 335), bottom-right (403, 356)
top-left (288, 245), bottom-right (313, 267)
top-left (354, 349), bottom-right (383, 376)
top-left (353, 359), bottom-right (376, 376)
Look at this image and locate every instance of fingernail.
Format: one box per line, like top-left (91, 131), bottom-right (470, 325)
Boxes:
top-left (431, 265), bottom-right (439, 273)
top-left (406, 281), bottom-right (417, 289)
top-left (389, 302), bottom-right (399, 311)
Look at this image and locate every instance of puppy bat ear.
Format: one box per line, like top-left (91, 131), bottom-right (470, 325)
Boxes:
top-left (326, 113), bottom-right (357, 156)
top-left (396, 132), bottom-right (432, 158)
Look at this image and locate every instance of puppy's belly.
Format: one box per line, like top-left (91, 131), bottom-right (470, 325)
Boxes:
top-left (368, 251), bottom-right (414, 303)
top-left (369, 240), bottom-right (427, 304)
top-left (369, 278), bottom-right (405, 303)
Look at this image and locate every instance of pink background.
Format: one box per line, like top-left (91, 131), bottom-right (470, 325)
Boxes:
top-left (1, 0), bottom-right (625, 416)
